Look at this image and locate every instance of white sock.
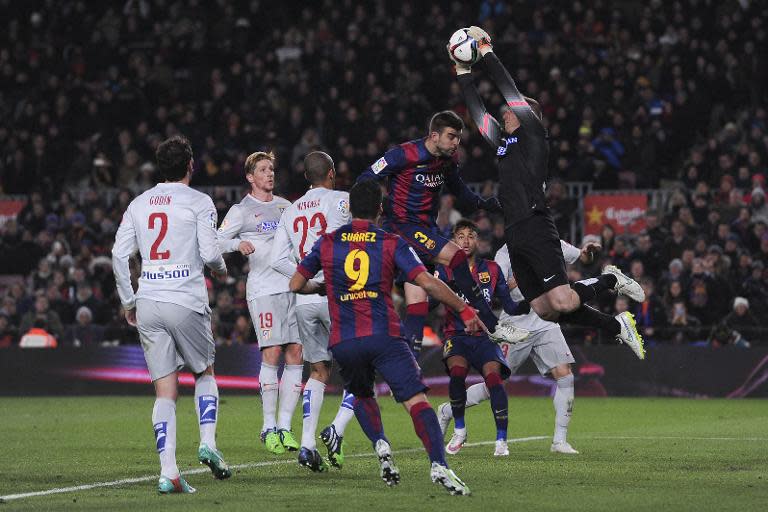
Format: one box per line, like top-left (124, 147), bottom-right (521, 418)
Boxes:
top-left (301, 378), bottom-right (325, 450)
top-left (259, 362), bottom-right (279, 432)
top-left (152, 398), bottom-right (179, 479)
top-left (331, 390), bottom-right (356, 436)
top-left (466, 383), bottom-right (491, 408)
top-left (277, 364), bottom-right (304, 431)
top-left (195, 374), bottom-right (219, 449)
top-left (553, 374), bottom-right (574, 444)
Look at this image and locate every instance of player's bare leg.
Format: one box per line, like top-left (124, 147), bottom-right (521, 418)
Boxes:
top-left (445, 356), bottom-right (469, 455)
top-left (550, 364), bottom-right (578, 454)
top-left (194, 365), bottom-right (231, 479)
top-left (153, 372), bottom-right (196, 493)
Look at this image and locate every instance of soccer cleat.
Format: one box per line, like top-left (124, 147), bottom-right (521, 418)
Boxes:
top-left (445, 428), bottom-right (467, 455)
top-left (319, 425), bottom-right (345, 469)
top-left (430, 463), bottom-right (471, 496)
top-left (261, 428), bottom-right (286, 454)
top-left (615, 311), bottom-right (646, 360)
top-left (298, 447), bottom-right (330, 472)
top-left (278, 429), bottom-right (299, 452)
top-left (603, 264), bottom-right (645, 302)
top-left (437, 402), bottom-right (453, 436)
top-left (488, 322), bottom-right (530, 345)
top-left (551, 441), bottom-right (579, 454)
top-left (198, 444), bottom-right (232, 479)
top-left (374, 439), bottom-right (400, 487)
top-left (494, 440), bottom-right (509, 457)
top-left (158, 476), bottom-right (196, 494)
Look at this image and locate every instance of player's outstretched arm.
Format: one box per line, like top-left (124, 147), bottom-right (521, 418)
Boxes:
top-left (290, 237), bottom-right (325, 295)
top-left (112, 207), bottom-right (139, 312)
top-left (217, 204), bottom-right (252, 255)
top-left (413, 271), bottom-right (487, 334)
top-left (491, 262), bottom-right (522, 316)
top-left (197, 199), bottom-right (227, 275)
top-left (445, 165), bottom-right (502, 213)
top-left (455, 69), bottom-right (503, 149)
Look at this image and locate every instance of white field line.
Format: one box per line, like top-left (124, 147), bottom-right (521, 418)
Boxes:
top-left (0, 436), bottom-right (548, 502)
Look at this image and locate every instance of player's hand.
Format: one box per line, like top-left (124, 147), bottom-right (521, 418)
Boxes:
top-left (478, 196), bottom-right (503, 213)
top-left (467, 26), bottom-right (492, 51)
top-left (446, 44), bottom-right (472, 75)
top-left (507, 275), bottom-right (518, 290)
top-left (459, 306), bottom-right (487, 335)
top-left (124, 308), bottom-right (137, 327)
top-left (238, 241), bottom-right (255, 255)
top-left (580, 242), bottom-right (602, 264)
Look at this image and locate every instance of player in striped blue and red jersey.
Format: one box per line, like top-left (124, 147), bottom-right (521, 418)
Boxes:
top-left (289, 180), bottom-right (479, 496)
top-left (434, 220), bottom-right (518, 458)
top-left (356, 111), bottom-right (528, 350)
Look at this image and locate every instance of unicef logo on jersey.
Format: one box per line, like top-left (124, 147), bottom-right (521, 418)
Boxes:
top-left (497, 136), bottom-right (519, 156)
top-left (256, 220), bottom-right (280, 233)
top-left (415, 173), bottom-right (445, 188)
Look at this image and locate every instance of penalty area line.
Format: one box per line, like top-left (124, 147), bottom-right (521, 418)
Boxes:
top-left (0, 435), bottom-right (549, 502)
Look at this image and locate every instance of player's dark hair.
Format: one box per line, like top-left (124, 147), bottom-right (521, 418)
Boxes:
top-left (156, 135), bottom-right (193, 182)
top-left (429, 110), bottom-right (464, 135)
top-left (349, 180), bottom-right (382, 220)
top-left (452, 219), bottom-right (479, 236)
top-left (304, 151), bottom-right (334, 184)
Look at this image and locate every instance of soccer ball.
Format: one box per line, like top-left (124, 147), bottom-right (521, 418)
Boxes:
top-left (449, 28), bottom-right (480, 65)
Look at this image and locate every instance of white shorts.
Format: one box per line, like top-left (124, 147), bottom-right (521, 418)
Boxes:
top-left (297, 302), bottom-right (331, 364)
top-left (136, 299), bottom-right (215, 381)
top-left (506, 328), bottom-right (575, 376)
top-left (248, 293), bottom-right (300, 349)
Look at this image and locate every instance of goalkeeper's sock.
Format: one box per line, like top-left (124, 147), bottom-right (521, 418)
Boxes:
top-left (559, 304), bottom-right (621, 337)
top-left (485, 372), bottom-right (508, 441)
top-left (572, 274), bottom-right (617, 303)
top-left (465, 382), bottom-right (491, 408)
top-left (448, 365), bottom-right (469, 429)
top-left (331, 390), bottom-right (355, 436)
top-left (354, 397), bottom-right (387, 447)
top-left (277, 364), bottom-right (303, 431)
top-left (301, 378), bottom-right (325, 450)
top-left (448, 250), bottom-right (498, 331)
top-left (259, 363), bottom-right (279, 432)
top-left (194, 374), bottom-right (218, 450)
top-left (152, 398), bottom-right (179, 480)
top-left (553, 373), bottom-right (574, 444)
top-left (409, 401), bottom-right (447, 466)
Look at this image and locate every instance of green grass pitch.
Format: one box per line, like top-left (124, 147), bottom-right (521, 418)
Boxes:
top-left (1, 396), bottom-right (767, 511)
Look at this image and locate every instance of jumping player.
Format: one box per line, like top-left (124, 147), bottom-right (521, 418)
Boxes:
top-left (434, 220), bottom-right (516, 457)
top-left (452, 27), bottom-right (645, 357)
top-left (289, 180), bottom-right (477, 495)
top-left (112, 135), bottom-right (231, 494)
top-left (270, 151), bottom-right (357, 472)
top-left (356, 111), bottom-right (529, 349)
top-left (217, 151), bottom-right (302, 454)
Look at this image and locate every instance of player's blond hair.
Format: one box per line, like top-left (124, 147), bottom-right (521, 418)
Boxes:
top-left (244, 151), bottom-right (275, 174)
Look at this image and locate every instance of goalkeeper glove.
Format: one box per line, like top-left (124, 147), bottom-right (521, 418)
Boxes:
top-left (467, 26), bottom-right (493, 54)
top-left (446, 44), bottom-right (472, 75)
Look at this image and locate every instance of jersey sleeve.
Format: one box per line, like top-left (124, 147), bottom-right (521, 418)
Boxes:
top-left (457, 73), bottom-right (503, 149)
top-left (270, 216), bottom-right (297, 278)
top-left (560, 240), bottom-right (581, 265)
top-left (197, 197), bottom-right (227, 273)
top-left (111, 206), bottom-right (139, 309)
top-left (333, 192), bottom-right (351, 225)
top-left (494, 245), bottom-right (524, 302)
top-left (296, 237), bottom-right (323, 280)
top-left (356, 145), bottom-right (408, 183)
top-left (444, 162), bottom-right (482, 211)
top-left (490, 261), bottom-right (519, 316)
top-left (216, 204), bottom-right (244, 253)
top-left (394, 237), bottom-right (428, 282)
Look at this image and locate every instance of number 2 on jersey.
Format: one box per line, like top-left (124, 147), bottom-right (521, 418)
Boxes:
top-left (344, 249), bottom-right (370, 291)
top-left (148, 212), bottom-right (170, 260)
top-left (294, 212), bottom-right (327, 258)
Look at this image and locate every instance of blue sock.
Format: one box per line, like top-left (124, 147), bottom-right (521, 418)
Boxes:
top-left (449, 365), bottom-right (468, 429)
top-left (353, 397), bottom-right (387, 447)
top-left (486, 372), bottom-right (508, 441)
top-left (410, 401), bottom-right (447, 466)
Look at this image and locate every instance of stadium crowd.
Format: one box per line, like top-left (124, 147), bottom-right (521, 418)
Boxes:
top-left (0, 0), bottom-right (767, 347)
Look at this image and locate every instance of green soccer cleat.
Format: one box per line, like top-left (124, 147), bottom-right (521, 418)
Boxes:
top-left (198, 443), bottom-right (232, 479)
top-left (158, 476), bottom-right (196, 494)
top-left (319, 425), bottom-right (345, 469)
top-left (615, 311), bottom-right (646, 360)
top-left (261, 428), bottom-right (286, 454)
top-left (278, 429), bottom-right (300, 452)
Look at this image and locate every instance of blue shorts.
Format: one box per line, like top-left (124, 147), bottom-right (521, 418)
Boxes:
top-left (330, 335), bottom-right (428, 402)
top-left (383, 221), bottom-right (451, 262)
top-left (442, 334), bottom-right (511, 379)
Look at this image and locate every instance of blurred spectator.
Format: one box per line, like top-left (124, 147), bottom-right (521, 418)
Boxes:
top-left (724, 297), bottom-right (759, 344)
top-left (19, 296), bottom-right (63, 341)
top-left (65, 306), bottom-right (105, 347)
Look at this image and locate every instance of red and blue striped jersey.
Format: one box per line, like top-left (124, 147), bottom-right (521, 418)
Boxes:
top-left (357, 138), bottom-right (481, 226)
top-left (297, 220), bottom-right (427, 346)
top-left (436, 258), bottom-right (517, 337)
